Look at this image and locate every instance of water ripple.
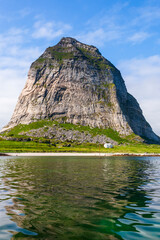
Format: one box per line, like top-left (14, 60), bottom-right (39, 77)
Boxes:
top-left (0, 156), bottom-right (160, 239)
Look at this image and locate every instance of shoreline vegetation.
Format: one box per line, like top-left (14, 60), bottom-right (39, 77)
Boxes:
top-left (0, 142), bottom-right (160, 155)
top-left (0, 120), bottom-right (160, 155)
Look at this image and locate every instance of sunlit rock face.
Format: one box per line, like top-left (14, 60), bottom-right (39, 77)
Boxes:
top-left (3, 37), bottom-right (160, 143)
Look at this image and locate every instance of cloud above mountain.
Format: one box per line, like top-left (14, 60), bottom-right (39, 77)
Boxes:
top-left (118, 55), bottom-right (160, 135)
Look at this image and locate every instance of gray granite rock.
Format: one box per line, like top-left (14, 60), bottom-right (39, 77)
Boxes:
top-left (3, 37), bottom-right (160, 143)
top-left (20, 126), bottom-right (117, 145)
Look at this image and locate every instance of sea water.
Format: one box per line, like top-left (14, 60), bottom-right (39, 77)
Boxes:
top-left (0, 156), bottom-right (160, 239)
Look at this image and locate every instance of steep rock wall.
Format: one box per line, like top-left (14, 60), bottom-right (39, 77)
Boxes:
top-left (3, 37), bottom-right (160, 143)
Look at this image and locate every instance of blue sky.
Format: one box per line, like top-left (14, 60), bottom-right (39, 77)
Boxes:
top-left (0, 0), bottom-right (160, 135)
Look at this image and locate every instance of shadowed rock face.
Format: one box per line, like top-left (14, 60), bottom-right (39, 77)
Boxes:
top-left (3, 37), bottom-right (160, 143)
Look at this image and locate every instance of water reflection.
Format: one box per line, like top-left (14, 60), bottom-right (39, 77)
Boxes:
top-left (0, 156), bottom-right (160, 239)
top-left (102, 157), bottom-right (160, 239)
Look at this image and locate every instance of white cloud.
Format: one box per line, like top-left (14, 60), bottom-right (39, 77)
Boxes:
top-left (32, 21), bottom-right (72, 40)
top-left (0, 28), bottom-right (27, 51)
top-left (128, 32), bottom-right (150, 44)
top-left (133, 6), bottom-right (160, 27)
top-left (0, 18), bottom-right (73, 130)
top-left (0, 53), bottom-right (39, 131)
top-left (0, 98), bottom-right (17, 129)
top-left (0, 52), bottom-right (40, 130)
top-left (18, 8), bottom-right (32, 18)
top-left (0, 28), bottom-right (42, 130)
top-left (77, 4), bottom-right (160, 47)
top-left (117, 56), bottom-right (160, 136)
top-left (0, 69), bottom-right (27, 130)
top-left (76, 28), bottom-right (121, 46)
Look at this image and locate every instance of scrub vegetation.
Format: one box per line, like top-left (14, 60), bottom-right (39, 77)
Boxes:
top-left (0, 120), bottom-right (160, 153)
top-left (77, 47), bottom-right (114, 71)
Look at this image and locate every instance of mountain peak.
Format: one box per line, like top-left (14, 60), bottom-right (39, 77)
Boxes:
top-left (55, 37), bottom-right (100, 55)
top-left (59, 37), bottom-right (79, 44)
top-left (2, 37), bottom-right (160, 143)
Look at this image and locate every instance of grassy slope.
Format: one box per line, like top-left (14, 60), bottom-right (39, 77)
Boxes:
top-left (0, 140), bottom-right (160, 153)
top-left (0, 120), bottom-right (160, 153)
top-left (1, 120), bottom-right (135, 143)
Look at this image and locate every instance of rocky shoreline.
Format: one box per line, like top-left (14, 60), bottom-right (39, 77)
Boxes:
top-left (0, 153), bottom-right (9, 156)
top-left (2, 152), bottom-right (160, 157)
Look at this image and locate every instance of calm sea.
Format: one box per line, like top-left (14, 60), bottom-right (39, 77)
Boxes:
top-left (0, 156), bottom-right (160, 239)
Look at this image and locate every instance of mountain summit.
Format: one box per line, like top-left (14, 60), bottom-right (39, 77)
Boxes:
top-left (3, 37), bottom-right (160, 143)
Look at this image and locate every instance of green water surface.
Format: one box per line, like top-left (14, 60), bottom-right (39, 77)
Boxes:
top-left (0, 156), bottom-right (160, 239)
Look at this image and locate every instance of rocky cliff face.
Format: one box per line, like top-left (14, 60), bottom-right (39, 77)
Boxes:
top-left (3, 37), bottom-right (160, 143)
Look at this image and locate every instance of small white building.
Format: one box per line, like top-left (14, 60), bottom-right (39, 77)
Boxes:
top-left (104, 143), bottom-right (113, 148)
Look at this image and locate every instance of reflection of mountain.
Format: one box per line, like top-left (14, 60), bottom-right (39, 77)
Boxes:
top-left (1, 156), bottom-right (160, 239)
